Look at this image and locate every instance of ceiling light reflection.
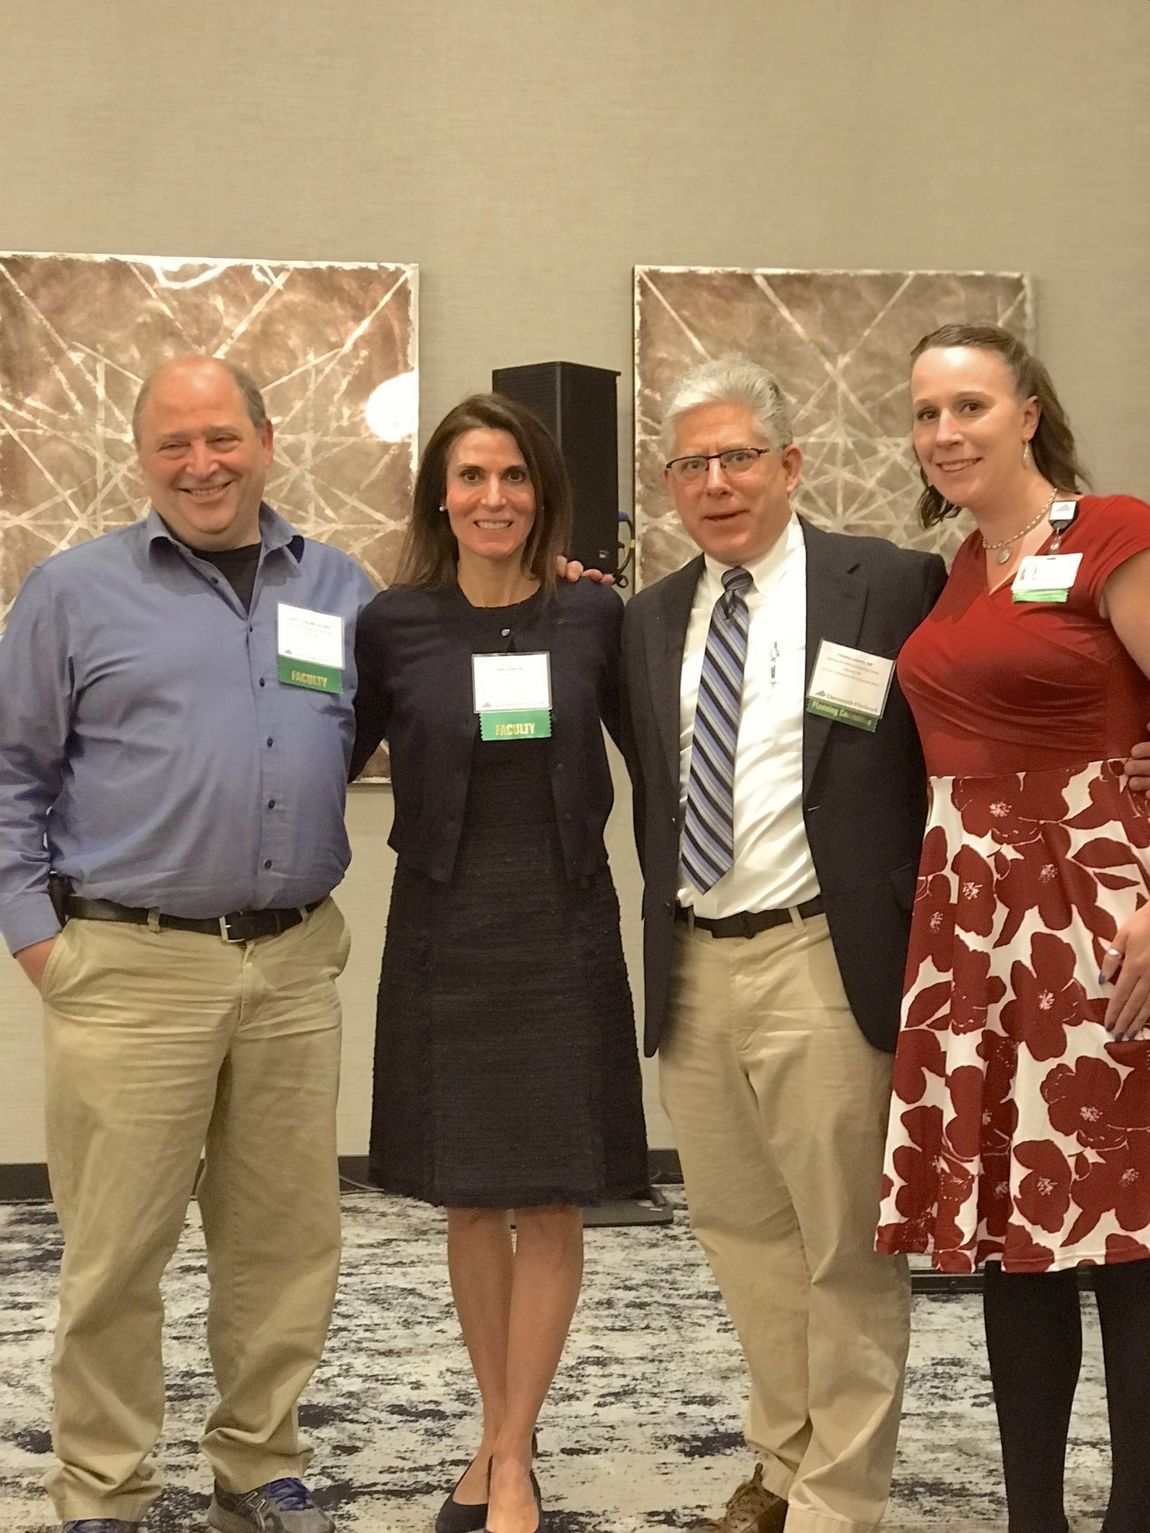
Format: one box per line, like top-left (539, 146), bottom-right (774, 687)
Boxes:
top-left (364, 370), bottom-right (418, 442)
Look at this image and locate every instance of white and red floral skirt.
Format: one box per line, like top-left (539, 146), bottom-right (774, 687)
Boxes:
top-left (877, 759), bottom-right (1150, 1273)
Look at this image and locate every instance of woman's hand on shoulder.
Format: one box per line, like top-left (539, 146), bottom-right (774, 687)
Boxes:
top-left (1102, 903), bottom-right (1150, 1040)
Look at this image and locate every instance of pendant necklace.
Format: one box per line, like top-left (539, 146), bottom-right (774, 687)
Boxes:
top-left (981, 486), bottom-right (1059, 566)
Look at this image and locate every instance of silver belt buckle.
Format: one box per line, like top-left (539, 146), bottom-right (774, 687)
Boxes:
top-left (219, 914), bottom-right (244, 943)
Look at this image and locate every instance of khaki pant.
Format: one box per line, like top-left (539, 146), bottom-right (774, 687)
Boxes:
top-left (39, 898), bottom-right (350, 1523)
top-left (660, 914), bottom-right (910, 1533)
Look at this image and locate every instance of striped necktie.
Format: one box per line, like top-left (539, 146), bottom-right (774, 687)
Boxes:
top-left (681, 565), bottom-right (754, 894)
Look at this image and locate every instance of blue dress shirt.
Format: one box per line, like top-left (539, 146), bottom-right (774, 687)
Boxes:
top-left (0, 505), bottom-right (376, 953)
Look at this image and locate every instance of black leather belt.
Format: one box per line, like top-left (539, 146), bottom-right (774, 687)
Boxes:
top-left (63, 895), bottom-right (325, 943)
top-left (675, 894), bottom-right (824, 940)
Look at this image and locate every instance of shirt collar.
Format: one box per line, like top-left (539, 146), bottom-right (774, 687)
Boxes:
top-left (144, 502), bottom-right (305, 564)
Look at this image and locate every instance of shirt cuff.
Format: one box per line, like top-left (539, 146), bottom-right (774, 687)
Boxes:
top-left (0, 895), bottom-right (63, 955)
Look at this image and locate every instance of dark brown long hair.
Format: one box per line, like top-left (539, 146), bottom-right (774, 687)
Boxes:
top-left (911, 324), bottom-right (1090, 528)
top-left (394, 393), bottom-right (573, 592)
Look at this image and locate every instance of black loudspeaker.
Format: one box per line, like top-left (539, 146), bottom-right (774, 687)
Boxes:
top-left (491, 361), bottom-right (619, 576)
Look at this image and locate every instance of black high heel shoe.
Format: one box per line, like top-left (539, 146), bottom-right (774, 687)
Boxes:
top-left (483, 1454), bottom-right (542, 1533)
top-left (435, 1457), bottom-right (490, 1533)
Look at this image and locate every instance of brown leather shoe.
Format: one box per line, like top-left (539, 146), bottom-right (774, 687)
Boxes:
top-left (704, 1464), bottom-right (787, 1533)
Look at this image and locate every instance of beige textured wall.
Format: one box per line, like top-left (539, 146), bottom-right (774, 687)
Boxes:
top-left (2, 0), bottom-right (1148, 1160)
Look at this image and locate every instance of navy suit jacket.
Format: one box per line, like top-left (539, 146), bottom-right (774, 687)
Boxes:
top-left (622, 518), bottom-right (947, 1057)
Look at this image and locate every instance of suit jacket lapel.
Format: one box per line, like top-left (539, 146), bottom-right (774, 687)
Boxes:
top-left (644, 555), bottom-right (702, 793)
top-left (801, 519), bottom-right (866, 800)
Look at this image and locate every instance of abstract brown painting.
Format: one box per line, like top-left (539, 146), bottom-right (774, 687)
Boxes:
top-left (0, 252), bottom-right (418, 618)
top-left (634, 267), bottom-right (1031, 587)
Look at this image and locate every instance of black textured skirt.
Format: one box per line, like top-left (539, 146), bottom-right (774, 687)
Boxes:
top-left (368, 737), bottom-right (648, 1207)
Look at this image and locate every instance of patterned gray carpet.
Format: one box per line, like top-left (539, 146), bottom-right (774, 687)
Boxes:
top-left (0, 1192), bottom-right (1110, 1532)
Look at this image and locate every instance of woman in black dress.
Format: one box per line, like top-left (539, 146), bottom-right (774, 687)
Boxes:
top-left (350, 395), bottom-right (647, 1533)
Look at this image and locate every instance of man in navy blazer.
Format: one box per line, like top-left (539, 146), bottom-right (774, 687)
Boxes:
top-left (622, 358), bottom-right (946, 1533)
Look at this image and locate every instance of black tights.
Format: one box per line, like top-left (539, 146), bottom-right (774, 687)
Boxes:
top-left (983, 1258), bottom-right (1150, 1533)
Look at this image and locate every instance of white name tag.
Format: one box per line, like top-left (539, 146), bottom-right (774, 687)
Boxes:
top-left (472, 652), bottom-right (552, 742)
top-left (472, 652), bottom-right (551, 712)
top-left (277, 603), bottom-right (344, 693)
top-left (1011, 552), bottom-right (1083, 604)
top-left (806, 639), bottom-right (895, 733)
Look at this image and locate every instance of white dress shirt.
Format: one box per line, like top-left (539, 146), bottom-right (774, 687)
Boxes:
top-left (677, 513), bottom-right (820, 917)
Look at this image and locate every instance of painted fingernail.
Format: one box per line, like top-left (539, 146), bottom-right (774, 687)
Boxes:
top-left (1098, 970), bottom-right (1107, 984)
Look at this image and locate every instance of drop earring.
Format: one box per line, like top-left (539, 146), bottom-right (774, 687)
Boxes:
top-left (1022, 441), bottom-right (1032, 468)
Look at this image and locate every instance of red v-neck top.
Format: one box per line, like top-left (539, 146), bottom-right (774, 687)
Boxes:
top-left (897, 494), bottom-right (1150, 777)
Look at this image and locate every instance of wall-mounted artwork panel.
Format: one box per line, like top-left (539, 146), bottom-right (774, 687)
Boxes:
top-left (0, 252), bottom-right (418, 617)
top-left (634, 267), bottom-right (1031, 588)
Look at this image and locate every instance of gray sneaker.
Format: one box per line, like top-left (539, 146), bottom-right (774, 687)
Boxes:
top-left (63, 1523), bottom-right (140, 1532)
top-left (207, 1478), bottom-right (335, 1533)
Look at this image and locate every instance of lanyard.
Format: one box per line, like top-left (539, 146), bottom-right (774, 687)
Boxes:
top-left (1048, 498), bottom-right (1078, 553)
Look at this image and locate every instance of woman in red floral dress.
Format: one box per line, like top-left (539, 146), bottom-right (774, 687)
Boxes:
top-left (876, 324), bottom-right (1150, 1533)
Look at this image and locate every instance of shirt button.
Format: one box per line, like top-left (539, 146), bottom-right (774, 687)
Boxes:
top-left (267, 799), bottom-right (276, 810)
top-left (263, 859), bottom-right (273, 869)
top-left (501, 628), bottom-right (511, 637)
top-left (267, 738), bottom-right (274, 748)
top-left (259, 678), bottom-right (266, 688)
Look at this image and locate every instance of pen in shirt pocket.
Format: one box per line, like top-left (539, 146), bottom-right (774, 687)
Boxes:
top-left (769, 641), bottom-right (779, 688)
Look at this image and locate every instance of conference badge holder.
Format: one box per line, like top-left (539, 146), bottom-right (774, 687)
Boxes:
top-left (805, 639), bottom-right (894, 733)
top-left (473, 651), bottom-right (552, 741)
top-left (1012, 498), bottom-right (1081, 604)
top-left (277, 603), bottom-right (344, 693)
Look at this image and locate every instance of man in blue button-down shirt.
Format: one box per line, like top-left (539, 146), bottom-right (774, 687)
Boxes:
top-left (0, 356), bottom-right (376, 1533)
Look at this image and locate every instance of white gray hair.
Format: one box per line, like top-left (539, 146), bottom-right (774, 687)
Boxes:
top-left (661, 357), bottom-right (794, 459)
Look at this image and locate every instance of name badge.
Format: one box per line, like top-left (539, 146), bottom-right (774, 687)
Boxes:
top-left (277, 603), bottom-right (344, 693)
top-left (805, 639), bottom-right (894, 733)
top-left (1011, 552), bottom-right (1083, 604)
top-left (472, 652), bottom-right (552, 741)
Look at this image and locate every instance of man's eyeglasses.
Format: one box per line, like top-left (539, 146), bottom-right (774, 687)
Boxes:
top-left (665, 446), bottom-right (773, 485)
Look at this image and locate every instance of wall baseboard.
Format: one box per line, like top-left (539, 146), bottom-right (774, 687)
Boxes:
top-left (0, 1163), bottom-right (50, 1200)
top-left (647, 1148), bottom-right (684, 1183)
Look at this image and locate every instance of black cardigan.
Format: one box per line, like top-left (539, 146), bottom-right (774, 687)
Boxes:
top-left (350, 579), bottom-right (623, 884)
